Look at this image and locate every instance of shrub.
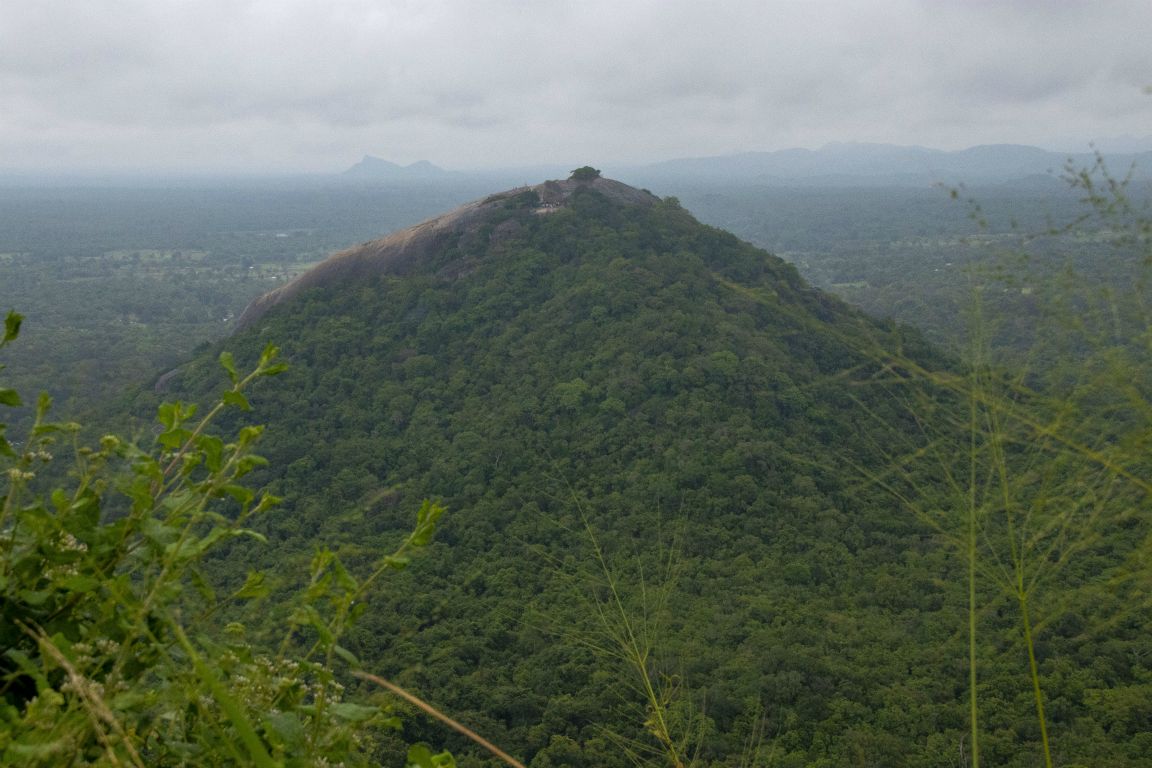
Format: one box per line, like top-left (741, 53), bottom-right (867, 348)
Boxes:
top-left (0, 312), bottom-right (449, 766)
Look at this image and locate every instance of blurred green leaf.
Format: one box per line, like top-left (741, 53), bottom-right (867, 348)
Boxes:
top-left (222, 390), bottom-right (250, 411)
top-left (330, 701), bottom-right (378, 722)
top-left (235, 571), bottom-right (269, 600)
top-left (2, 310), bottom-right (22, 345)
top-left (219, 351), bottom-right (238, 384)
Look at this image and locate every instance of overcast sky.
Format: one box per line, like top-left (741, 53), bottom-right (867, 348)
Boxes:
top-left (2, 0), bottom-right (1150, 174)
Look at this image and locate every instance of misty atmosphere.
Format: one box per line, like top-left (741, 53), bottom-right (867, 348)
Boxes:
top-left (2, 2), bottom-right (1151, 767)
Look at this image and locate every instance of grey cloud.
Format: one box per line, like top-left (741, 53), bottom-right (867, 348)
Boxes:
top-left (1, 0), bottom-right (1151, 172)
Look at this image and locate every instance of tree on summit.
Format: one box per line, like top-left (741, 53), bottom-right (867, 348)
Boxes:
top-left (569, 166), bottom-right (601, 181)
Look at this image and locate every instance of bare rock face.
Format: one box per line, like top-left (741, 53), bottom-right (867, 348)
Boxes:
top-left (233, 177), bottom-right (658, 332)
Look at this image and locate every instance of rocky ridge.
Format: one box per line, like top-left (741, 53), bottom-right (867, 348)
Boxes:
top-left (234, 176), bottom-right (657, 331)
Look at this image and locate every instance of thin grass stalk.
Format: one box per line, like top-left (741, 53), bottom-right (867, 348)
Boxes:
top-left (1018, 588), bottom-right (1053, 768)
top-left (965, 287), bottom-right (989, 768)
top-left (967, 390), bottom-right (980, 768)
top-left (354, 671), bottom-right (527, 768)
top-left (985, 384), bottom-right (1055, 768)
top-left (553, 475), bottom-right (694, 768)
top-left (580, 512), bottom-right (686, 768)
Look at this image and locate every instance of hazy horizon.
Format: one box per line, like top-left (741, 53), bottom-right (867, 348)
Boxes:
top-left (5, 140), bottom-right (1152, 185)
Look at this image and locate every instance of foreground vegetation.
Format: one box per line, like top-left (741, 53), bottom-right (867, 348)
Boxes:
top-left (0, 317), bottom-right (470, 765)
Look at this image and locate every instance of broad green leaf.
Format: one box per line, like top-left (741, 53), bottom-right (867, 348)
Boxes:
top-left (64, 491), bottom-right (101, 535)
top-left (158, 427), bottom-right (192, 450)
top-left (30, 421), bottom-right (63, 436)
top-left (7, 739), bottom-right (74, 759)
top-left (407, 744), bottom-right (457, 768)
top-left (156, 400), bottom-right (195, 431)
top-left (236, 425), bottom-right (264, 448)
top-left (407, 745), bottom-right (436, 768)
top-left (289, 604), bottom-right (335, 645)
top-left (166, 526), bottom-right (230, 561)
top-left (156, 401), bottom-right (178, 430)
top-left (2, 310), bottom-right (21, 345)
top-left (47, 633), bottom-right (76, 663)
top-left (222, 390), bottom-right (250, 411)
top-left (330, 701), bottom-right (379, 722)
top-left (35, 392), bottom-right (51, 420)
top-left (410, 500), bottom-right (446, 547)
top-left (235, 571), bottom-right (270, 599)
top-left (258, 342), bottom-right (280, 367)
top-left (190, 568), bottom-right (217, 606)
top-left (219, 350), bottom-right (238, 383)
top-left (219, 484), bottom-right (255, 506)
top-left (310, 548), bottom-right (336, 575)
top-left (0, 388), bottom-right (20, 407)
top-left (237, 528), bottom-right (267, 544)
top-left (141, 517), bottom-right (179, 547)
top-left (332, 644), bottom-right (359, 666)
top-left (235, 454), bottom-right (268, 476)
top-left (252, 493), bottom-right (282, 514)
top-left (17, 589), bottom-right (52, 606)
top-left (57, 575), bottom-right (101, 594)
top-left (263, 710), bottom-right (305, 748)
top-left (109, 690), bottom-right (150, 712)
top-left (198, 434), bottom-right (224, 471)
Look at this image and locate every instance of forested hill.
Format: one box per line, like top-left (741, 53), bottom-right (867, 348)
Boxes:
top-left (158, 177), bottom-right (1148, 766)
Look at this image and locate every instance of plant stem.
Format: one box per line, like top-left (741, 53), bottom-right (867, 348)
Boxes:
top-left (355, 671), bottom-right (527, 768)
top-left (966, 296), bottom-right (985, 768)
top-left (967, 395), bottom-right (981, 768)
top-left (1019, 590), bottom-right (1053, 768)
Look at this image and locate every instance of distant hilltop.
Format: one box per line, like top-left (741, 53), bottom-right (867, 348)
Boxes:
top-left (342, 156), bottom-right (450, 179)
top-left (234, 174), bottom-right (657, 331)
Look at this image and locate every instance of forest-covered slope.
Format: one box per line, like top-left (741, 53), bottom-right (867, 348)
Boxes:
top-left (157, 178), bottom-right (1149, 767)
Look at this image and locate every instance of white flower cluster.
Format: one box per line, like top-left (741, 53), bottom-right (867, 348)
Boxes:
top-left (57, 532), bottom-right (89, 553)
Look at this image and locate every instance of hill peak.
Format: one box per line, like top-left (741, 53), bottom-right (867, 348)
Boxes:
top-left (234, 176), bottom-right (659, 330)
top-left (342, 156), bottom-right (448, 178)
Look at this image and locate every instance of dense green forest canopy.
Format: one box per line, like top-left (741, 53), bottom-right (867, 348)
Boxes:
top-left (1, 174), bottom-right (1142, 422)
top-left (145, 181), bottom-right (1148, 766)
top-left (2, 172), bottom-right (1150, 766)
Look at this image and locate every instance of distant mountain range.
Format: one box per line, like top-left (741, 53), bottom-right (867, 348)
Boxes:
top-left (346, 143), bottom-right (1152, 188)
top-left (631, 142), bottom-right (1152, 186)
